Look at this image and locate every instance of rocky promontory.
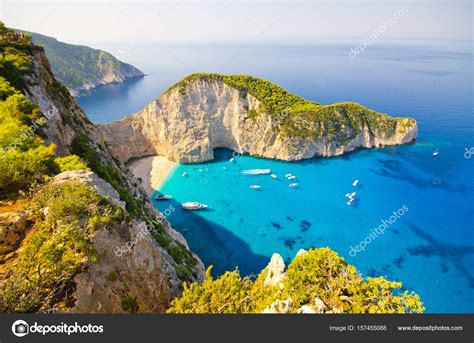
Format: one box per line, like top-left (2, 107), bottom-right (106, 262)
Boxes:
top-left (100, 73), bottom-right (418, 164)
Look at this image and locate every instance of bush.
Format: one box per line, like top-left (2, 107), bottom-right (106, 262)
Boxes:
top-left (167, 248), bottom-right (424, 314)
top-left (53, 155), bottom-right (89, 173)
top-left (0, 182), bottom-right (128, 312)
top-left (168, 267), bottom-right (254, 314)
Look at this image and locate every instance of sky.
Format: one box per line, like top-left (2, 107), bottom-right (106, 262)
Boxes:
top-left (0, 0), bottom-right (472, 46)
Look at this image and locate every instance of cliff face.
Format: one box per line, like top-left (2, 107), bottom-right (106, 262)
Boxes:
top-left (4, 44), bottom-right (204, 313)
top-left (26, 31), bottom-right (144, 96)
top-left (100, 76), bottom-right (418, 164)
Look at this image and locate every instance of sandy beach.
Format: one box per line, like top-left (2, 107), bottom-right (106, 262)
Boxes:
top-left (128, 155), bottom-right (178, 195)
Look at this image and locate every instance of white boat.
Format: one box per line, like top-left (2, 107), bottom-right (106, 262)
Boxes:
top-left (250, 184), bottom-right (261, 189)
top-left (347, 197), bottom-right (355, 205)
top-left (349, 192), bottom-right (356, 198)
top-left (182, 172), bottom-right (188, 177)
top-left (241, 169), bottom-right (271, 175)
top-left (288, 175), bottom-right (297, 180)
top-left (285, 173), bottom-right (293, 178)
top-left (155, 194), bottom-right (172, 200)
top-left (345, 193), bottom-right (350, 197)
top-left (270, 173), bottom-right (278, 179)
top-left (182, 202), bottom-right (208, 210)
top-left (229, 157), bottom-right (235, 163)
top-left (352, 179), bottom-right (359, 187)
top-left (289, 183), bottom-right (298, 187)
top-left (433, 148), bottom-right (439, 156)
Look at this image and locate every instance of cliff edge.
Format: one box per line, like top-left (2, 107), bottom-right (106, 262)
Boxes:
top-left (100, 73), bottom-right (418, 164)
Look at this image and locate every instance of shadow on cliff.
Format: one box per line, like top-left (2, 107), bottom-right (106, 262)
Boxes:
top-left (156, 197), bottom-right (270, 277)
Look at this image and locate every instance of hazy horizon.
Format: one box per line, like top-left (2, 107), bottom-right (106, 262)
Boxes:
top-left (1, 0), bottom-right (472, 48)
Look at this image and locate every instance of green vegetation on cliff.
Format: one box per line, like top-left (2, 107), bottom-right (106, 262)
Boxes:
top-left (168, 248), bottom-right (424, 314)
top-left (0, 23), bottom-right (200, 312)
top-left (0, 182), bottom-right (128, 312)
top-left (166, 73), bottom-right (415, 140)
top-left (18, 30), bottom-right (144, 94)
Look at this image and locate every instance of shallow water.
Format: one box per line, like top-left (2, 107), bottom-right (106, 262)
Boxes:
top-left (80, 42), bottom-right (473, 313)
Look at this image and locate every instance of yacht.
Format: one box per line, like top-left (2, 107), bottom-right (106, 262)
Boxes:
top-left (182, 202), bottom-right (208, 210)
top-left (241, 169), bottom-right (271, 175)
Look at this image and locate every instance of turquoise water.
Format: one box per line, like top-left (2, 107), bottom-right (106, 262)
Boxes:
top-left (79, 42), bottom-right (473, 313)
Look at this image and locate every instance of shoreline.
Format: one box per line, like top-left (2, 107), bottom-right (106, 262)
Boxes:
top-left (128, 155), bottom-right (178, 195)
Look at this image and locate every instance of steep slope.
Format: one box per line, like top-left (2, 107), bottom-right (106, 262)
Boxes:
top-left (0, 24), bottom-right (204, 313)
top-left (20, 30), bottom-right (144, 96)
top-left (100, 73), bottom-right (417, 164)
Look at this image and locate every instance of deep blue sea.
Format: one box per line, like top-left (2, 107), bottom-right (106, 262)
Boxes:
top-left (78, 41), bottom-right (473, 313)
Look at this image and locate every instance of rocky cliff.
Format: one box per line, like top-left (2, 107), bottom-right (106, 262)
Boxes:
top-left (24, 31), bottom-right (144, 96)
top-left (100, 74), bottom-right (418, 164)
top-left (0, 32), bottom-right (204, 313)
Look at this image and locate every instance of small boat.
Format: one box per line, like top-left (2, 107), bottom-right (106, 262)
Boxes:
top-left (288, 175), bottom-right (297, 180)
top-left (349, 192), bottom-right (356, 198)
top-left (289, 183), bottom-right (298, 187)
top-left (433, 148), bottom-right (439, 156)
top-left (347, 197), bottom-right (355, 205)
top-left (270, 173), bottom-right (278, 179)
top-left (345, 193), bottom-right (350, 197)
top-left (229, 157), bottom-right (235, 163)
top-left (352, 179), bottom-right (359, 187)
top-left (285, 173), bottom-right (293, 178)
top-left (198, 169), bottom-right (203, 172)
top-left (155, 194), bottom-right (172, 200)
top-left (241, 169), bottom-right (271, 175)
top-left (182, 202), bottom-right (208, 210)
top-left (250, 184), bottom-right (261, 189)
top-left (182, 172), bottom-right (188, 177)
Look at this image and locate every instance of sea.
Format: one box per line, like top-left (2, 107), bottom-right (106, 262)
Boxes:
top-left (77, 41), bottom-right (473, 313)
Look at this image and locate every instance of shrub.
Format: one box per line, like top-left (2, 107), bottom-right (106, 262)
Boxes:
top-left (167, 248), bottom-right (424, 314)
top-left (0, 182), bottom-right (128, 312)
top-left (53, 155), bottom-right (89, 173)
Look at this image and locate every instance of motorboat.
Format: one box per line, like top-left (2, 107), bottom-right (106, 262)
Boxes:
top-left (241, 169), bottom-right (271, 175)
top-left (352, 179), bottom-right (359, 187)
top-left (289, 183), bottom-right (298, 187)
top-left (182, 202), bottom-right (208, 210)
top-left (250, 184), bottom-right (261, 189)
top-left (270, 173), bottom-right (278, 179)
top-left (155, 194), bottom-right (172, 200)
